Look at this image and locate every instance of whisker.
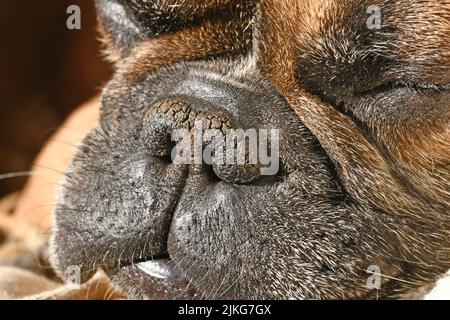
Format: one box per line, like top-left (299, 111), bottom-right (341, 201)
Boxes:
top-left (21, 203), bottom-right (57, 218)
top-left (32, 164), bottom-right (66, 176)
top-left (0, 171), bottom-right (49, 181)
top-left (46, 139), bottom-right (80, 149)
top-left (42, 126), bottom-right (89, 137)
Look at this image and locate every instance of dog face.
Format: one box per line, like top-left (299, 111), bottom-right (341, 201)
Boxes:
top-left (50, 0), bottom-right (449, 299)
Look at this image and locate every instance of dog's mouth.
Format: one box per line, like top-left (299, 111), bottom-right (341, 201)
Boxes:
top-left (110, 161), bottom-right (236, 300)
top-left (110, 162), bottom-right (196, 300)
top-left (110, 157), bottom-right (195, 299)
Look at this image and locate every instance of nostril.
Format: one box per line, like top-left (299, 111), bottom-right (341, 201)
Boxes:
top-left (204, 164), bottom-right (221, 183)
top-left (143, 123), bottom-right (172, 157)
top-left (143, 117), bottom-right (177, 158)
top-left (211, 139), bottom-right (262, 184)
top-left (161, 141), bottom-right (177, 164)
top-left (143, 99), bottom-right (193, 159)
top-left (143, 98), bottom-right (266, 185)
top-left (213, 163), bottom-right (261, 184)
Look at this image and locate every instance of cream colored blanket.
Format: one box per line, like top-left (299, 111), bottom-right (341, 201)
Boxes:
top-left (0, 193), bottom-right (123, 300)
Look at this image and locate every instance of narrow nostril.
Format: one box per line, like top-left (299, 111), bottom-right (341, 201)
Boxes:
top-left (144, 125), bottom-right (173, 157)
top-left (210, 136), bottom-right (262, 184)
top-left (213, 163), bottom-right (261, 184)
top-left (162, 141), bottom-right (177, 164)
top-left (143, 100), bottom-right (189, 158)
top-left (203, 164), bottom-right (221, 183)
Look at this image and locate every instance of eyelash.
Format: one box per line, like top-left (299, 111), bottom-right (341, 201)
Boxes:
top-left (391, 81), bottom-right (449, 91)
top-left (356, 81), bottom-right (450, 96)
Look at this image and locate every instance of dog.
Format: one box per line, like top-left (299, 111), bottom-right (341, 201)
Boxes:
top-left (49, 0), bottom-right (449, 299)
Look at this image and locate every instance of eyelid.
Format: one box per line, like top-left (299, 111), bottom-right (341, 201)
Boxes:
top-left (355, 81), bottom-right (450, 95)
top-left (392, 81), bottom-right (450, 91)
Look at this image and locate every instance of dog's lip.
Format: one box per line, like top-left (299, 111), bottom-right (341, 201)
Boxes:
top-left (117, 259), bottom-right (202, 299)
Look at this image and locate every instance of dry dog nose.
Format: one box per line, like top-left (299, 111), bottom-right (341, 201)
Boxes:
top-left (142, 99), bottom-right (261, 184)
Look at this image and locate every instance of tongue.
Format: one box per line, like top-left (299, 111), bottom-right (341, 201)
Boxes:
top-left (121, 259), bottom-right (201, 299)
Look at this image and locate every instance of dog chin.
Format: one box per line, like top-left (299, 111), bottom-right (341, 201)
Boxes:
top-left (112, 260), bottom-right (202, 300)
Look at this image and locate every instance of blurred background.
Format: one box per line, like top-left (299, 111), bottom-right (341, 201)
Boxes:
top-left (0, 0), bottom-right (112, 197)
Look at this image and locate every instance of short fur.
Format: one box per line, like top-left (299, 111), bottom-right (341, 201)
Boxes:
top-left (50, 0), bottom-right (449, 299)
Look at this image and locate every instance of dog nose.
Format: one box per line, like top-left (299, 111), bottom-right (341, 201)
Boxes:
top-left (142, 99), bottom-right (261, 184)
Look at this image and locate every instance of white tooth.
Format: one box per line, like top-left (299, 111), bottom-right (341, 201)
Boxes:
top-left (137, 260), bottom-right (172, 279)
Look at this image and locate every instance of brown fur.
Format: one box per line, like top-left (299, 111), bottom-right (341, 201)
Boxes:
top-left (50, 0), bottom-right (449, 299)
